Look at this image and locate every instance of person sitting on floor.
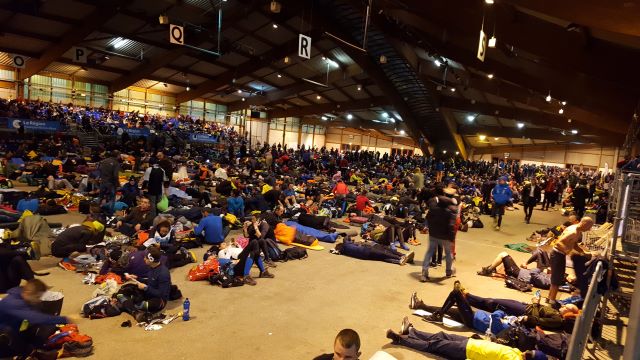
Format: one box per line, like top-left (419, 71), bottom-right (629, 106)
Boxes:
top-left (232, 240), bottom-right (275, 286)
top-left (385, 317), bottom-right (547, 360)
top-left (0, 245), bottom-right (47, 294)
top-left (142, 221), bottom-right (196, 269)
top-left (0, 279), bottom-right (71, 358)
top-left (117, 247), bottom-right (171, 322)
top-left (120, 176), bottom-right (141, 208)
top-left (332, 236), bottom-right (414, 266)
top-left (194, 206), bottom-right (229, 252)
top-left (227, 189), bottom-right (245, 218)
top-left (115, 196), bottom-right (154, 237)
top-left (51, 221), bottom-right (103, 260)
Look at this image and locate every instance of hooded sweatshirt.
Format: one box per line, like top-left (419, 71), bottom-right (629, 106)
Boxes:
top-left (0, 287), bottom-right (68, 333)
top-left (492, 177), bottom-right (513, 205)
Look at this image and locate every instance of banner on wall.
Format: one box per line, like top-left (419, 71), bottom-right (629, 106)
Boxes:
top-left (122, 127), bottom-right (151, 137)
top-left (189, 133), bottom-right (218, 144)
top-left (5, 118), bottom-right (60, 132)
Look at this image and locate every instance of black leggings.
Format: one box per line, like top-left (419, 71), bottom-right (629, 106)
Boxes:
top-left (417, 290), bottom-right (475, 328)
top-left (116, 284), bottom-right (165, 314)
top-left (431, 244), bottom-right (443, 264)
top-left (51, 241), bottom-right (86, 258)
top-left (0, 249), bottom-right (35, 293)
top-left (233, 240), bottom-right (264, 276)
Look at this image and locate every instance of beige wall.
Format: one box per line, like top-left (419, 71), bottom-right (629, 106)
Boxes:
top-left (324, 127), bottom-right (421, 155)
top-left (472, 145), bottom-right (619, 169)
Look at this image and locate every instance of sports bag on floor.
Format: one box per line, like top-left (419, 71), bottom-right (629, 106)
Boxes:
top-left (282, 247), bottom-right (308, 261)
top-left (505, 276), bottom-right (533, 292)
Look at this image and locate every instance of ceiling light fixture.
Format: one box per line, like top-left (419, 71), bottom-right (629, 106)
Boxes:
top-left (321, 116), bottom-right (328, 120)
top-left (487, 73), bottom-right (494, 79)
top-left (399, 129), bottom-right (405, 135)
top-left (571, 129), bottom-right (578, 134)
top-left (346, 114), bottom-right (353, 120)
top-left (517, 122), bottom-right (525, 128)
top-left (561, 101), bottom-right (567, 106)
top-left (442, 150), bottom-right (447, 154)
top-left (186, 86), bottom-right (190, 91)
top-left (466, 115), bottom-right (475, 122)
top-left (241, 98), bottom-right (245, 102)
top-left (277, 73), bottom-right (282, 78)
top-left (357, 85), bottom-right (362, 91)
top-left (479, 135), bottom-right (486, 141)
top-left (272, 23), bottom-right (278, 29)
top-left (568, 118), bottom-right (572, 123)
top-left (455, 151), bottom-right (460, 155)
top-left (434, 59), bottom-right (441, 67)
top-left (494, 137), bottom-right (499, 140)
top-left (545, 91), bottom-right (552, 102)
top-left (113, 37), bottom-right (128, 49)
top-left (316, 95), bottom-right (321, 100)
top-left (488, 36), bottom-right (497, 48)
top-left (559, 108), bottom-right (564, 114)
top-left (237, 90), bottom-right (242, 94)
top-left (382, 112), bottom-right (389, 118)
top-left (485, 0), bottom-right (494, 4)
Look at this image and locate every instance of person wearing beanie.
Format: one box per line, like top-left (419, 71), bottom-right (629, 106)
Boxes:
top-left (491, 176), bottom-right (513, 231)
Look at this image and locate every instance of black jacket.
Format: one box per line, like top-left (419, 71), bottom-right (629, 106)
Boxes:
top-left (426, 196), bottom-right (458, 241)
top-left (572, 186), bottom-right (590, 207)
top-left (522, 184), bottom-right (542, 203)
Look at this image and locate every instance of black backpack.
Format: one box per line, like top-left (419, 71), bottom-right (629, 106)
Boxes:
top-left (505, 276), bottom-right (533, 292)
top-left (281, 247), bottom-right (308, 261)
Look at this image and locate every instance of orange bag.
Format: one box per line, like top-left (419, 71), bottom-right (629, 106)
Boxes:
top-left (135, 231), bottom-right (150, 246)
top-left (274, 223), bottom-right (296, 245)
top-left (188, 258), bottom-right (220, 281)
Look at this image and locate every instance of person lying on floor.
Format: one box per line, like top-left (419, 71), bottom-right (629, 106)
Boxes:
top-left (409, 283), bottom-right (579, 332)
top-left (0, 279), bottom-right (71, 358)
top-left (117, 247), bottom-right (171, 323)
top-left (362, 217), bottom-right (411, 251)
top-left (141, 221), bottom-right (196, 269)
top-left (232, 240), bottom-right (275, 286)
top-left (115, 196), bottom-right (154, 237)
top-left (0, 245), bottom-right (48, 294)
top-left (528, 214), bottom-right (578, 241)
top-left (476, 250), bottom-right (576, 290)
top-left (385, 317), bottom-right (548, 360)
top-left (51, 221), bottom-right (104, 259)
top-left (332, 236), bottom-right (414, 266)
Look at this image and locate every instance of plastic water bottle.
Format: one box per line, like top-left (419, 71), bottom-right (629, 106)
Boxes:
top-left (182, 298), bottom-right (190, 321)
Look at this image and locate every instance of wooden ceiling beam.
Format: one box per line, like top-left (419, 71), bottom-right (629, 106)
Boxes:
top-left (269, 97), bottom-right (389, 118)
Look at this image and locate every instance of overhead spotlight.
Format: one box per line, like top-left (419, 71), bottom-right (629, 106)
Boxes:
top-left (571, 129), bottom-right (578, 134)
top-left (277, 73), bottom-right (282, 78)
top-left (485, 0), bottom-right (494, 3)
top-left (568, 118), bottom-right (572, 123)
top-left (158, 15), bottom-right (169, 24)
top-left (316, 95), bottom-right (321, 100)
top-left (357, 85), bottom-right (362, 91)
top-left (113, 37), bottom-right (128, 49)
top-left (272, 23), bottom-right (278, 29)
top-left (399, 130), bottom-right (405, 135)
top-left (545, 92), bottom-right (552, 102)
top-left (241, 98), bottom-right (246, 102)
top-left (450, 87), bottom-right (456, 92)
top-left (517, 122), bottom-right (525, 128)
top-left (561, 101), bottom-right (567, 106)
top-left (466, 115), bottom-right (475, 122)
top-left (321, 116), bottom-right (328, 120)
top-left (479, 135), bottom-right (486, 141)
top-left (80, 93), bottom-right (86, 97)
top-left (346, 113), bottom-right (353, 120)
top-left (382, 112), bottom-right (389, 118)
top-left (379, 55), bottom-right (387, 64)
top-left (488, 36), bottom-right (497, 48)
top-left (389, 118), bottom-right (396, 123)
top-left (186, 86), bottom-right (190, 91)
top-left (559, 108), bottom-right (564, 114)
top-left (162, 83), bottom-right (168, 88)
top-left (487, 73), bottom-right (494, 79)
top-left (494, 137), bottom-right (499, 140)
top-left (237, 89), bottom-right (242, 94)
top-left (434, 59), bottom-right (442, 67)
top-left (442, 150), bottom-right (447, 154)
top-left (284, 56), bottom-right (290, 64)
top-left (455, 151), bottom-right (460, 155)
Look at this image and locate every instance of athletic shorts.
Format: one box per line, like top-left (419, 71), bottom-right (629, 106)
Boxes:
top-left (550, 250), bottom-right (567, 286)
top-left (502, 255), bottom-right (521, 278)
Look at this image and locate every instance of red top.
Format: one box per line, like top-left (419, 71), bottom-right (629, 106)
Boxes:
top-left (356, 195), bottom-right (370, 211)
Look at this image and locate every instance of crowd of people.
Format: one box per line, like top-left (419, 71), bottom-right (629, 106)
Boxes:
top-left (0, 99), bottom-right (621, 359)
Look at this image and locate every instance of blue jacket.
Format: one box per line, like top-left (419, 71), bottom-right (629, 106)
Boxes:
top-left (143, 265), bottom-right (171, 302)
top-left (227, 197), bottom-right (244, 214)
top-left (195, 214), bottom-right (225, 244)
top-left (473, 309), bottom-right (512, 334)
top-left (492, 183), bottom-right (513, 205)
top-left (0, 287), bottom-right (68, 333)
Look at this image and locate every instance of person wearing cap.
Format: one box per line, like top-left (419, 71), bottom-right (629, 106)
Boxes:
top-left (386, 318), bottom-right (548, 360)
top-left (120, 175), bottom-right (141, 208)
top-left (491, 176), bottom-right (513, 231)
top-left (119, 247), bottom-right (171, 321)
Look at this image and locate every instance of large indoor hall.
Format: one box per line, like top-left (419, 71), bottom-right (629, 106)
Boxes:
top-left (0, 1), bottom-right (638, 359)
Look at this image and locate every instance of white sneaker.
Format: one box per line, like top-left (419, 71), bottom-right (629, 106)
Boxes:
top-left (495, 226), bottom-right (500, 231)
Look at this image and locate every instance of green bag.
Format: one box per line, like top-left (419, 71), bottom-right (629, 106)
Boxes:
top-left (157, 195), bottom-right (169, 212)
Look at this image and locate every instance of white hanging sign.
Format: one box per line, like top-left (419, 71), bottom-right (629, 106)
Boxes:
top-left (170, 24), bottom-right (184, 45)
top-left (11, 54), bottom-right (26, 68)
top-left (477, 29), bottom-right (487, 62)
top-left (298, 34), bottom-right (311, 59)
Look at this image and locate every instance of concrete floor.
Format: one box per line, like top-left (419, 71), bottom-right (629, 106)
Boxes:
top-left (22, 206), bottom-right (576, 359)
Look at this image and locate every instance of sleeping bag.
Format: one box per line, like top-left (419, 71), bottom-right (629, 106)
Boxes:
top-left (285, 221), bottom-right (339, 243)
top-left (274, 223), bottom-right (296, 245)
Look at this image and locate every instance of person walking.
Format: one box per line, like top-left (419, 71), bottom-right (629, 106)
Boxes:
top-left (522, 178), bottom-right (542, 224)
top-left (572, 180), bottom-right (590, 219)
top-left (142, 161), bottom-right (167, 219)
top-left (98, 151), bottom-right (120, 212)
top-left (543, 177), bottom-right (557, 211)
top-left (491, 176), bottom-right (513, 231)
top-left (421, 187), bottom-right (457, 282)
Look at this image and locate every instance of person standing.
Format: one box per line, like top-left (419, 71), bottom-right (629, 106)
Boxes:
top-left (491, 176), bottom-right (513, 231)
top-left (522, 178), bottom-right (542, 224)
top-left (421, 188), bottom-right (457, 282)
top-left (543, 177), bottom-right (557, 211)
top-left (572, 180), bottom-right (590, 219)
top-left (156, 152), bottom-right (173, 188)
top-left (142, 162), bottom-right (167, 219)
top-left (413, 168), bottom-right (425, 190)
top-left (98, 150), bottom-right (120, 210)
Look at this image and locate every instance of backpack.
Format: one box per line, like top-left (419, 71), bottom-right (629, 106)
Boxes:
top-left (494, 326), bottom-right (538, 352)
top-left (45, 324), bottom-right (93, 355)
top-left (281, 247), bottom-right (308, 261)
top-left (188, 258), bottom-right (220, 281)
top-left (472, 219), bottom-right (484, 228)
top-left (264, 238), bottom-right (283, 261)
top-left (505, 276), bottom-right (533, 292)
top-left (81, 296), bottom-right (121, 319)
